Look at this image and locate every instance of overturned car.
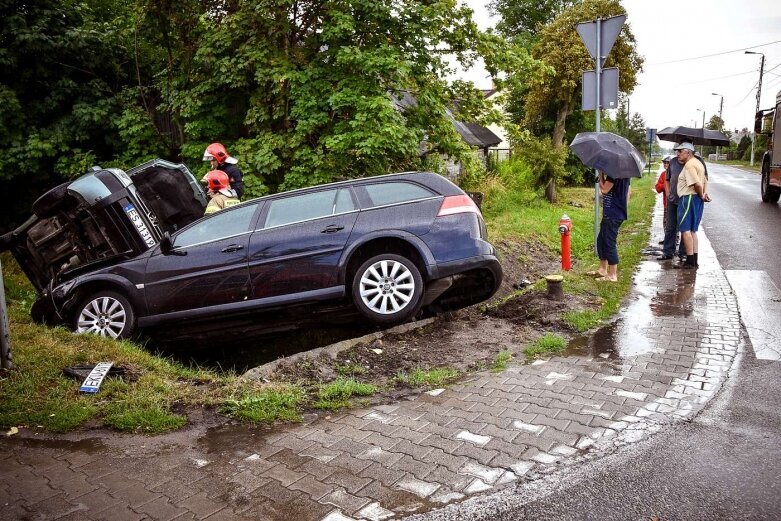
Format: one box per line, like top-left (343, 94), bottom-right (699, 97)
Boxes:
top-left (2, 160), bottom-right (502, 339)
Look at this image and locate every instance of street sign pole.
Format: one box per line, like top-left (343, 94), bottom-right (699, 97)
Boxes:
top-left (578, 14), bottom-right (625, 254)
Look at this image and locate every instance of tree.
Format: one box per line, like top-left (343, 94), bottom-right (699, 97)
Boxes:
top-left (489, 0), bottom-right (579, 42)
top-left (737, 134), bottom-right (752, 159)
top-left (521, 0), bottom-right (642, 201)
top-left (1, 0), bottom-right (542, 230)
top-left (706, 115), bottom-right (724, 131)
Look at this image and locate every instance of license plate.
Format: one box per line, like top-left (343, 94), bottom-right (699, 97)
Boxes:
top-left (124, 204), bottom-right (156, 247)
top-left (79, 362), bottom-right (114, 393)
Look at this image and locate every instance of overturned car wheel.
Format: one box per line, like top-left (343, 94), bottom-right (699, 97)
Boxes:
top-left (73, 291), bottom-right (136, 339)
top-left (352, 254), bottom-right (424, 325)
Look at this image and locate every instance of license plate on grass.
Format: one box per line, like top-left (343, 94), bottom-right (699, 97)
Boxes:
top-left (79, 362), bottom-right (114, 393)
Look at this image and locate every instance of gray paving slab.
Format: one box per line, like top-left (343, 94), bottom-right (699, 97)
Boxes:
top-left (0, 199), bottom-right (742, 520)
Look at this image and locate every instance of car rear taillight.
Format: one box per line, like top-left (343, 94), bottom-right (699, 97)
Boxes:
top-left (437, 195), bottom-right (481, 217)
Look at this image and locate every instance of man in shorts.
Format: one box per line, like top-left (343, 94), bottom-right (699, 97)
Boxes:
top-left (675, 142), bottom-right (711, 269)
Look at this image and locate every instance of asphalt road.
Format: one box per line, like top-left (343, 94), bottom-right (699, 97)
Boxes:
top-left (411, 162), bottom-right (781, 521)
top-left (703, 162), bottom-right (781, 287)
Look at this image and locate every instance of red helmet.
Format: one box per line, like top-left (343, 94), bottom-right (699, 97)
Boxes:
top-left (205, 170), bottom-right (230, 192)
top-left (203, 142), bottom-right (237, 164)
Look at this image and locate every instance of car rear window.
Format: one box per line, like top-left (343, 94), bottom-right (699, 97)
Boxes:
top-left (264, 188), bottom-right (355, 228)
top-left (363, 182), bottom-right (435, 208)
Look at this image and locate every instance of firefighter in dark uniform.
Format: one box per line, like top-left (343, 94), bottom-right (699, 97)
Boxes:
top-left (202, 142), bottom-right (244, 199)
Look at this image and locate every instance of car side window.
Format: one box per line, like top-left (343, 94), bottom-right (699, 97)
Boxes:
top-left (264, 188), bottom-right (355, 228)
top-left (363, 182), bottom-right (435, 208)
top-left (174, 203), bottom-right (257, 248)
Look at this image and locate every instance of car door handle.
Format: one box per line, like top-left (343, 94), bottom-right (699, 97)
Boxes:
top-left (221, 244), bottom-right (244, 253)
top-left (321, 225), bottom-right (345, 234)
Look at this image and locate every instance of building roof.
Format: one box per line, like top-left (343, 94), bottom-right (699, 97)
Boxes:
top-left (392, 92), bottom-right (501, 149)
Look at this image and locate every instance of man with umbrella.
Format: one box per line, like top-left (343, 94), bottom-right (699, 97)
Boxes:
top-left (675, 142), bottom-right (710, 269)
top-left (570, 132), bottom-right (642, 282)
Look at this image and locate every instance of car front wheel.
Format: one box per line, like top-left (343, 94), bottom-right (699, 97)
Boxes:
top-left (352, 254), bottom-right (424, 325)
top-left (73, 291), bottom-right (136, 339)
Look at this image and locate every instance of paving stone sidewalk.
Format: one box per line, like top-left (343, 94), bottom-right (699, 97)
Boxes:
top-left (0, 201), bottom-right (742, 521)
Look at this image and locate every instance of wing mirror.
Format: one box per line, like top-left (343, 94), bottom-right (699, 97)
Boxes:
top-left (160, 232), bottom-right (186, 256)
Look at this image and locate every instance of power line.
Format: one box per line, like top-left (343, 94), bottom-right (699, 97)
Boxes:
top-left (678, 69), bottom-right (757, 86)
top-left (648, 39), bottom-right (781, 66)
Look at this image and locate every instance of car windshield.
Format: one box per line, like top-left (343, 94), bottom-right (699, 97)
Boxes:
top-left (68, 174), bottom-right (112, 204)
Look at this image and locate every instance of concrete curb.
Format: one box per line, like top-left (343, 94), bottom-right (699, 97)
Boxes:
top-left (240, 317), bottom-right (436, 381)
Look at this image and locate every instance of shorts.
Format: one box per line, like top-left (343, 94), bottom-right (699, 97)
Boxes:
top-left (677, 194), bottom-right (704, 232)
top-left (597, 218), bottom-right (622, 265)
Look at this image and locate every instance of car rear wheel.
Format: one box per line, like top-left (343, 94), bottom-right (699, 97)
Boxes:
top-left (761, 160), bottom-right (781, 203)
top-left (352, 254), bottom-right (424, 325)
top-left (73, 291), bottom-right (136, 339)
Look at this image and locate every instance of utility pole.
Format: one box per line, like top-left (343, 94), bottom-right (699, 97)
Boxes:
top-left (746, 51), bottom-right (765, 166)
top-left (712, 92), bottom-right (723, 160)
top-left (697, 109), bottom-right (706, 156)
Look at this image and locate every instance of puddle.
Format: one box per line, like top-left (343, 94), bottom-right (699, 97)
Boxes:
top-left (566, 259), bottom-right (702, 359)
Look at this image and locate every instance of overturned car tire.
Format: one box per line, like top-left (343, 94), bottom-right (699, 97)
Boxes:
top-left (72, 291), bottom-right (136, 340)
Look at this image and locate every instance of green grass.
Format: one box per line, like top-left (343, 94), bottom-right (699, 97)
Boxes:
top-left (491, 349), bottom-right (513, 373)
top-left (396, 367), bottom-right (460, 388)
top-left (524, 333), bottom-right (567, 359)
top-left (335, 363), bottom-right (366, 376)
top-left (312, 378), bottom-right (376, 410)
top-left (220, 384), bottom-right (305, 423)
top-left (718, 159), bottom-right (760, 173)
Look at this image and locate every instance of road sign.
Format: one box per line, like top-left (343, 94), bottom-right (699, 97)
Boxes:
top-left (577, 14), bottom-right (627, 67)
top-left (582, 67), bottom-right (618, 110)
top-left (646, 128), bottom-right (656, 142)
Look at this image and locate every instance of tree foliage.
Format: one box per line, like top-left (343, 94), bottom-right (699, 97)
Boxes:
top-left (1, 0), bottom-right (541, 227)
top-left (489, 0), bottom-right (578, 42)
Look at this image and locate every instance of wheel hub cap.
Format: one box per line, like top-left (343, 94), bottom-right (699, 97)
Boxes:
top-left (359, 260), bottom-right (415, 315)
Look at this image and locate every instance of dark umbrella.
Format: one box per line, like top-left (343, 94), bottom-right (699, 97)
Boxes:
top-left (569, 132), bottom-right (645, 179)
top-left (656, 126), bottom-right (730, 146)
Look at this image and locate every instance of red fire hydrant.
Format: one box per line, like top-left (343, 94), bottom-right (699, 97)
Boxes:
top-left (558, 214), bottom-right (572, 271)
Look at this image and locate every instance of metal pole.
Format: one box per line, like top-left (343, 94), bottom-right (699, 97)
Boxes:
top-left (593, 17), bottom-right (602, 255)
top-left (718, 95), bottom-right (723, 159)
top-left (749, 53), bottom-right (765, 166)
top-left (701, 111), bottom-right (706, 157)
top-left (0, 259), bottom-right (13, 370)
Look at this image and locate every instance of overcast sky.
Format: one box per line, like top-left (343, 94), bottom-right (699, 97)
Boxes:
top-left (462, 0), bottom-right (781, 138)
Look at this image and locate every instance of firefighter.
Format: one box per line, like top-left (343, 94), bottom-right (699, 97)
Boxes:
top-left (203, 142), bottom-right (244, 199)
top-left (204, 170), bottom-right (240, 215)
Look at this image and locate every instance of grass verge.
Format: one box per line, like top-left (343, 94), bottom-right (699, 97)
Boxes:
top-left (491, 350), bottom-right (513, 373)
top-left (524, 333), bottom-right (567, 359)
top-left (396, 367), bottom-right (460, 388)
top-left (312, 378), bottom-right (376, 410)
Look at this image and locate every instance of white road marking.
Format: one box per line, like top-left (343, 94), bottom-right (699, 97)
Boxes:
top-left (725, 270), bottom-right (781, 361)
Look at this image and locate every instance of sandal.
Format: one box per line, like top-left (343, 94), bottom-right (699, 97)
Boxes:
top-left (595, 276), bottom-right (617, 282)
top-left (586, 271), bottom-right (604, 277)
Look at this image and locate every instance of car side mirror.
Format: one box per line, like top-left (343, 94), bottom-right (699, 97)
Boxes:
top-left (159, 232), bottom-right (186, 256)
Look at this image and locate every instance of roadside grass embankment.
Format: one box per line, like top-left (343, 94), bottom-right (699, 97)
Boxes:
top-left (0, 165), bottom-right (656, 433)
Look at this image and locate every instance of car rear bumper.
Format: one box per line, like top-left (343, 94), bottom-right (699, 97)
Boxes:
top-left (434, 254), bottom-right (503, 288)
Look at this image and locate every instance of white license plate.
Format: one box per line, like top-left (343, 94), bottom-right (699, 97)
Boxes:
top-left (124, 204), bottom-right (156, 248)
top-left (79, 362), bottom-right (114, 393)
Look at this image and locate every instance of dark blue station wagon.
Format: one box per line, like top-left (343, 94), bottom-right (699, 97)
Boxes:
top-left (3, 165), bottom-right (502, 339)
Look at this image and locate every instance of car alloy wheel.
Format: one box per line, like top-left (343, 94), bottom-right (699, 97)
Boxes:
top-left (75, 291), bottom-right (135, 339)
top-left (352, 254), bottom-right (424, 324)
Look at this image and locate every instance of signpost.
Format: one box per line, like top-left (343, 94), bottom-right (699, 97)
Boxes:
top-left (577, 14), bottom-right (626, 252)
top-left (646, 127), bottom-right (656, 176)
